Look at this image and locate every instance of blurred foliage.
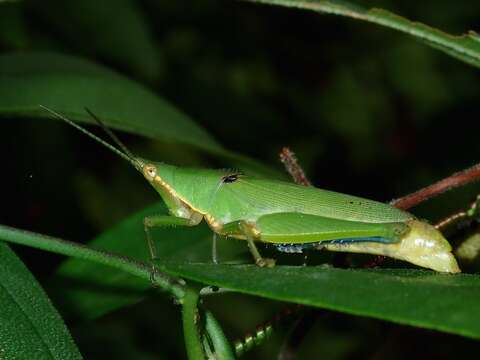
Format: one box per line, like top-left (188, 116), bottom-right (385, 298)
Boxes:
top-left (1, 0), bottom-right (480, 359)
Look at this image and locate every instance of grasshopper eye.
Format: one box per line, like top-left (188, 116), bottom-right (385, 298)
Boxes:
top-left (222, 173), bottom-right (243, 183)
top-left (144, 165), bottom-right (157, 180)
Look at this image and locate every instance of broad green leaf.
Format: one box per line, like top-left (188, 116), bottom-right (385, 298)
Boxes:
top-left (51, 199), bottom-right (480, 340)
top-left (49, 203), bottom-right (245, 320)
top-left (0, 242), bottom-right (82, 359)
top-left (0, 52), bottom-right (223, 154)
top-left (4, 215), bottom-right (480, 340)
top-left (48, 204), bottom-right (160, 321)
top-left (158, 262), bottom-right (480, 339)
top-left (0, 52), bottom-right (278, 176)
top-left (246, 0), bottom-right (480, 69)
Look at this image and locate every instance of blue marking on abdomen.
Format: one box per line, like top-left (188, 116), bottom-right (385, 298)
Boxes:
top-left (274, 236), bottom-right (389, 253)
top-left (325, 236), bottom-right (390, 245)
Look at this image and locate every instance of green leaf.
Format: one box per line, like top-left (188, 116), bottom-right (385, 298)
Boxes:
top-left (246, 0), bottom-right (480, 68)
top-left (0, 51), bottom-right (278, 176)
top-left (51, 198), bottom-right (480, 340)
top-left (0, 51), bottom-right (223, 154)
top-left (5, 207), bottom-right (480, 340)
top-left (49, 203), bottom-right (238, 320)
top-left (0, 242), bottom-right (82, 359)
top-left (49, 200), bottom-right (248, 320)
top-left (157, 262), bottom-right (480, 339)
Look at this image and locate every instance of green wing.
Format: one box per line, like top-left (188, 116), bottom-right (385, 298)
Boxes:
top-left (255, 212), bottom-right (408, 244)
top-left (209, 177), bottom-right (413, 224)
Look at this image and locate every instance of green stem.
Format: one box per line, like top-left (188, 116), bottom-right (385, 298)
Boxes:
top-left (0, 224), bottom-right (184, 299)
top-left (205, 310), bottom-right (236, 360)
top-left (182, 287), bottom-right (205, 360)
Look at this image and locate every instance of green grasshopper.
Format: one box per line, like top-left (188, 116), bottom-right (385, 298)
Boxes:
top-left (40, 106), bottom-right (460, 273)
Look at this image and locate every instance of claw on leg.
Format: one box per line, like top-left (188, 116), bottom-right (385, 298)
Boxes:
top-left (255, 257), bottom-right (276, 268)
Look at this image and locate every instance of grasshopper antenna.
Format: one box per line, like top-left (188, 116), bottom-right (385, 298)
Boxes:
top-left (39, 105), bottom-right (142, 170)
top-left (84, 107), bottom-right (137, 162)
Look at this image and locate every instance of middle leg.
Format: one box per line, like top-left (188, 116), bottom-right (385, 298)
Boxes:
top-left (222, 220), bottom-right (276, 268)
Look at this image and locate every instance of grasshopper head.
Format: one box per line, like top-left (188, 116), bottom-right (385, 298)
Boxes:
top-left (140, 161), bottom-right (157, 181)
top-left (393, 220), bottom-right (460, 273)
top-left (128, 157), bottom-right (158, 181)
top-left (137, 160), bottom-right (177, 194)
top-left (116, 154), bottom-right (155, 180)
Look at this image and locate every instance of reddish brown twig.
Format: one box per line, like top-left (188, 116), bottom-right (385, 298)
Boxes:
top-left (435, 211), bottom-right (469, 230)
top-left (390, 162), bottom-right (480, 210)
top-left (279, 147), bottom-right (311, 187)
top-left (434, 194), bottom-right (480, 230)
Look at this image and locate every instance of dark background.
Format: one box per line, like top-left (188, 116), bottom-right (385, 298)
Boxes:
top-left (1, 0), bottom-right (480, 358)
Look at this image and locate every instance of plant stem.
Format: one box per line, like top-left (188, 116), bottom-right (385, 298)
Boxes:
top-left (0, 224), bottom-right (185, 299)
top-left (204, 310), bottom-right (236, 360)
top-left (182, 287), bottom-right (205, 360)
top-left (279, 147), bottom-right (311, 186)
top-left (391, 162), bottom-right (480, 210)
